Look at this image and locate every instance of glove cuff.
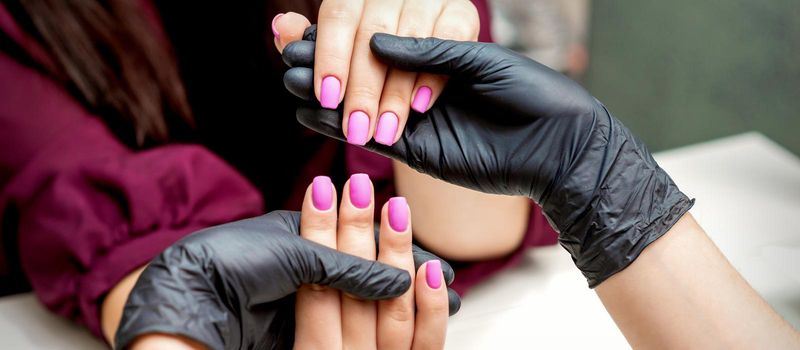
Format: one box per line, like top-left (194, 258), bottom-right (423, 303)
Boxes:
top-left (543, 104), bottom-right (694, 287)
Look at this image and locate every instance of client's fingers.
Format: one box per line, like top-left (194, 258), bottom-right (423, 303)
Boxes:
top-left (295, 176), bottom-right (342, 348)
top-left (338, 174), bottom-right (377, 349)
top-left (377, 197), bottom-right (416, 350)
top-left (412, 260), bottom-right (449, 350)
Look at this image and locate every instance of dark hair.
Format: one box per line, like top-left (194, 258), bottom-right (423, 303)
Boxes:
top-left (5, 0), bottom-right (193, 147)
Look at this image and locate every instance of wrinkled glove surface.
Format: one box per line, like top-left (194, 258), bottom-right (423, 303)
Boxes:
top-left (283, 27), bottom-right (693, 288)
top-left (115, 211), bottom-right (458, 350)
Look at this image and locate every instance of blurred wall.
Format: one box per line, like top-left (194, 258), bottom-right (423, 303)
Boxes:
top-left (584, 1), bottom-right (800, 154)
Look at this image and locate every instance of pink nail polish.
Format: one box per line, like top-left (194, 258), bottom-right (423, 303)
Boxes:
top-left (347, 111), bottom-right (370, 145)
top-left (374, 112), bottom-right (399, 146)
top-left (411, 86), bottom-right (432, 113)
top-left (426, 260), bottom-right (442, 289)
top-left (349, 173), bottom-right (371, 209)
top-left (388, 197), bottom-right (408, 232)
top-left (312, 176), bottom-right (332, 211)
top-left (271, 13), bottom-right (283, 39)
top-left (320, 76), bottom-right (341, 109)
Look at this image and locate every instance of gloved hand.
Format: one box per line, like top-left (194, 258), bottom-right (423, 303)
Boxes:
top-left (283, 28), bottom-right (693, 287)
top-left (115, 210), bottom-right (459, 350)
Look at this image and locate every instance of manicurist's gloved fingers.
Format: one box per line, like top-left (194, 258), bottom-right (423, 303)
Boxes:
top-left (338, 173), bottom-right (378, 349)
top-left (377, 197), bottom-right (417, 350)
top-left (295, 175), bottom-right (342, 348)
top-left (271, 12), bottom-right (311, 53)
top-left (282, 39), bottom-right (316, 68)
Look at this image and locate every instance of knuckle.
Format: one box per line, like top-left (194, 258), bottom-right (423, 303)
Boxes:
top-left (358, 20), bottom-right (395, 37)
top-left (316, 50), bottom-right (350, 67)
top-left (396, 17), bottom-right (430, 37)
top-left (382, 237), bottom-right (412, 255)
top-left (340, 217), bottom-right (374, 233)
top-left (318, 1), bottom-right (361, 23)
top-left (382, 300), bottom-right (415, 323)
top-left (381, 88), bottom-right (412, 107)
top-left (438, 2), bottom-right (480, 39)
top-left (435, 21), bottom-right (475, 41)
top-left (347, 84), bottom-right (383, 101)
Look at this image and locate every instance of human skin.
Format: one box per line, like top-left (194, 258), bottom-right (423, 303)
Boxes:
top-left (294, 175), bottom-right (448, 349)
top-left (274, 9), bottom-right (530, 262)
top-left (101, 2), bottom-right (526, 344)
top-left (596, 213), bottom-right (800, 349)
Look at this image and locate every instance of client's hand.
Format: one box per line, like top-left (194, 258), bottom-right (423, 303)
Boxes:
top-left (284, 31), bottom-right (693, 288)
top-left (114, 184), bottom-right (458, 349)
top-left (294, 174), bottom-right (448, 349)
top-left (272, 0), bottom-right (480, 146)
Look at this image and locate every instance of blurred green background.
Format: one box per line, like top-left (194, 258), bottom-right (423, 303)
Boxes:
top-left (584, 1), bottom-right (800, 154)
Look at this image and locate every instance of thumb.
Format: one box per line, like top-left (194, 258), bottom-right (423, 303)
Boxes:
top-left (369, 33), bottom-right (494, 77)
top-left (297, 237), bottom-right (412, 300)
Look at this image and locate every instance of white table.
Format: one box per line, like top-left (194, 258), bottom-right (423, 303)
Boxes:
top-left (1, 132), bottom-right (798, 349)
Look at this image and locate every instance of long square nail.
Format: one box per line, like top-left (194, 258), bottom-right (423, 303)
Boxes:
top-left (320, 76), bottom-right (341, 109)
top-left (312, 176), bottom-right (333, 211)
top-left (388, 197), bottom-right (408, 232)
top-left (349, 173), bottom-right (371, 209)
top-left (347, 111), bottom-right (370, 145)
top-left (374, 112), bottom-right (399, 146)
top-left (426, 260), bottom-right (442, 289)
top-left (411, 86), bottom-right (432, 113)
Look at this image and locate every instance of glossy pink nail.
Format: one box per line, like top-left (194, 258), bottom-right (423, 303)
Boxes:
top-left (426, 260), bottom-right (442, 289)
top-left (347, 111), bottom-right (370, 145)
top-left (374, 112), bottom-right (399, 145)
top-left (411, 86), bottom-right (432, 113)
top-left (311, 176), bottom-right (332, 211)
top-left (388, 197), bottom-right (408, 232)
top-left (320, 76), bottom-right (341, 109)
top-left (349, 173), bottom-right (371, 209)
top-left (271, 13), bottom-right (283, 39)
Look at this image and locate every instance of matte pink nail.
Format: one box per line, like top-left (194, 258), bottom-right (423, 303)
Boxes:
top-left (426, 260), bottom-right (442, 289)
top-left (271, 13), bottom-right (283, 39)
top-left (320, 76), bottom-right (341, 109)
top-left (388, 197), bottom-right (408, 232)
top-left (347, 111), bottom-right (370, 145)
top-left (349, 173), bottom-right (371, 209)
top-left (411, 86), bottom-right (432, 113)
top-left (311, 176), bottom-right (332, 211)
top-left (374, 112), bottom-right (399, 146)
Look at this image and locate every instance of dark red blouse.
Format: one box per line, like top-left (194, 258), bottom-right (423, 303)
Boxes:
top-left (0, 1), bottom-right (556, 339)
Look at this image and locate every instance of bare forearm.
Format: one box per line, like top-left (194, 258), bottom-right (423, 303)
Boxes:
top-left (393, 161), bottom-right (530, 260)
top-left (596, 213), bottom-right (800, 349)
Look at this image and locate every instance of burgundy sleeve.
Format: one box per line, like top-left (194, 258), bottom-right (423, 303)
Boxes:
top-left (0, 49), bottom-right (264, 338)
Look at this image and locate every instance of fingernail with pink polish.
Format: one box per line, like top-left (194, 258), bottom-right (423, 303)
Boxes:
top-left (411, 86), bottom-right (432, 113)
top-left (374, 112), bottom-right (399, 146)
top-left (320, 76), bottom-right (341, 109)
top-left (347, 111), bottom-right (370, 145)
top-left (349, 173), bottom-right (371, 209)
top-left (426, 260), bottom-right (442, 289)
top-left (388, 197), bottom-right (408, 232)
top-left (271, 13), bottom-right (283, 39)
top-left (312, 176), bottom-right (332, 211)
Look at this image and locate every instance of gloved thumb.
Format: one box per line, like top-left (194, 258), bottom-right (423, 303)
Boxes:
top-left (369, 33), bottom-right (494, 78)
top-left (296, 237), bottom-right (412, 300)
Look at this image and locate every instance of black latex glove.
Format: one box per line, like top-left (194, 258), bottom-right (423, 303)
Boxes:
top-left (115, 211), bottom-right (458, 350)
top-left (283, 27), bottom-right (693, 287)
